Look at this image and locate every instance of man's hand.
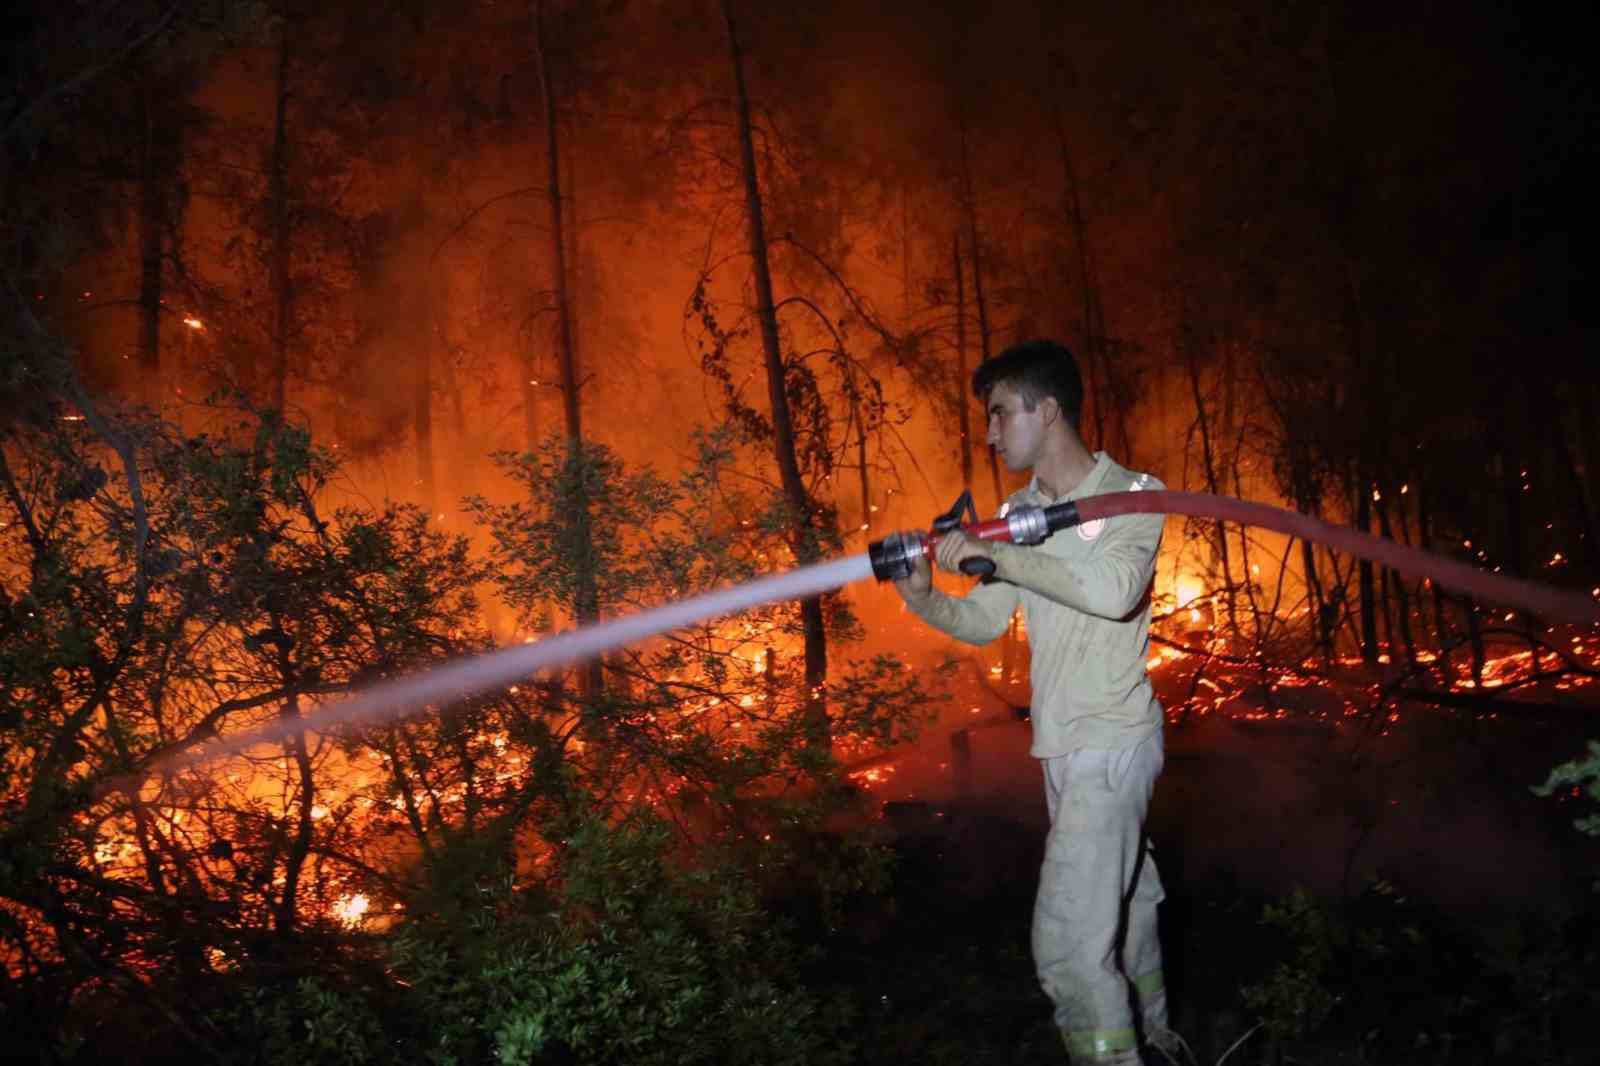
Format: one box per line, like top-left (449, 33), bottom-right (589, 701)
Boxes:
top-left (933, 529), bottom-right (993, 575)
top-left (891, 530), bottom-right (933, 602)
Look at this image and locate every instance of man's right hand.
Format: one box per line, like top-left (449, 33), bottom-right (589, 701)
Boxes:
top-left (891, 531), bottom-right (933, 603)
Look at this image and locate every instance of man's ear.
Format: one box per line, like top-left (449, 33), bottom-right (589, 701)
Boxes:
top-left (1038, 395), bottom-right (1061, 427)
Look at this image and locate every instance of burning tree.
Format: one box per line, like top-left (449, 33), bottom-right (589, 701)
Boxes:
top-left (469, 428), bottom-right (939, 810)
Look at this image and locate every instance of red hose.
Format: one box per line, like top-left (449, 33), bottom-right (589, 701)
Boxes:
top-left (1074, 490), bottom-right (1600, 626)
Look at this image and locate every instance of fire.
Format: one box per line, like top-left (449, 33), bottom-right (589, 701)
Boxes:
top-left (182, 316), bottom-right (204, 330)
top-left (1175, 574), bottom-right (1204, 608)
top-left (1146, 645), bottom-right (1185, 671)
top-left (849, 765), bottom-right (896, 787)
top-left (332, 893), bottom-right (370, 927)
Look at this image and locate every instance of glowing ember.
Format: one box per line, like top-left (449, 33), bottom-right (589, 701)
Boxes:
top-left (182, 316), bottom-right (204, 330)
top-left (850, 765), bottom-right (896, 787)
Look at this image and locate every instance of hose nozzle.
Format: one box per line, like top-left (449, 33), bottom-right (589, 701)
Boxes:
top-left (868, 530), bottom-right (926, 582)
top-left (866, 491), bottom-right (1083, 582)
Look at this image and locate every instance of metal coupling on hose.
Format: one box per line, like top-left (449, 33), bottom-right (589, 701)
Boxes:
top-left (1005, 505), bottom-right (1050, 545)
top-left (868, 530), bottom-right (926, 582)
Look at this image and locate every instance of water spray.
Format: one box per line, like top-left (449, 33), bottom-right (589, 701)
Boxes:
top-left (169, 490), bottom-right (1597, 772)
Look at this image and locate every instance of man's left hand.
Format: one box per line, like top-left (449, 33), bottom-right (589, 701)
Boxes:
top-left (933, 530), bottom-right (994, 575)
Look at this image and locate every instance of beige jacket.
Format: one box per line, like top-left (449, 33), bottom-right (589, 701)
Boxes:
top-left (906, 452), bottom-right (1165, 757)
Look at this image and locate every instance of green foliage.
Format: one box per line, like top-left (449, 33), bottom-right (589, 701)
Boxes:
top-left (389, 812), bottom-right (853, 1066)
top-left (1236, 879), bottom-right (1600, 1061)
top-left (1239, 881), bottom-right (1410, 1045)
top-left (1476, 912), bottom-right (1598, 1058)
top-left (208, 972), bottom-right (392, 1066)
top-left (1533, 739), bottom-right (1600, 839)
top-left (1241, 888), bottom-right (1344, 1043)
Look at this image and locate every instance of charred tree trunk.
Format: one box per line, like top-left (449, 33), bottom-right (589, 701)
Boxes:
top-left (534, 4), bottom-right (582, 447)
top-left (1185, 340), bottom-right (1240, 638)
top-left (722, 0), bottom-right (828, 743)
top-left (1232, 450), bottom-right (1267, 650)
top-left (1578, 375), bottom-right (1600, 537)
top-left (969, 226), bottom-right (1004, 509)
top-left (1049, 97), bottom-right (1107, 453)
top-left (953, 171), bottom-right (1021, 683)
top-left (1466, 594), bottom-right (1487, 687)
top-left (854, 399), bottom-right (871, 534)
top-left (1355, 478), bottom-right (1379, 665)
top-left (268, 22), bottom-right (293, 414)
top-left (136, 81), bottom-right (180, 409)
top-left (1549, 394), bottom-right (1600, 573)
top-left (1292, 463), bottom-right (1335, 664)
top-left (1301, 537), bottom-right (1333, 665)
top-left (954, 113), bottom-right (1004, 509)
top-left (1496, 391), bottom-right (1544, 675)
top-left (1414, 474), bottom-right (1454, 681)
top-left (534, 0), bottom-right (601, 700)
top-left (519, 353), bottom-right (539, 452)
top-left (1374, 487), bottom-right (1416, 666)
top-left (1393, 484), bottom-right (1426, 664)
top-left (901, 189), bottom-right (913, 319)
top-left (952, 233), bottom-right (973, 489)
top-left (413, 332), bottom-right (436, 516)
top-left (272, 630), bottom-right (315, 936)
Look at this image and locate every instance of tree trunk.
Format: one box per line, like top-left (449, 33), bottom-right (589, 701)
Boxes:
top-left (1414, 474), bottom-right (1454, 681)
top-left (1291, 462), bottom-right (1335, 664)
top-left (954, 112), bottom-right (1005, 509)
top-left (268, 22), bottom-right (292, 414)
top-left (1549, 395), bottom-right (1600, 573)
top-left (534, 4), bottom-right (582, 445)
top-left (535, 0), bottom-right (602, 701)
top-left (1302, 537), bottom-right (1333, 665)
top-left (952, 233), bottom-right (973, 488)
top-left (1496, 394), bottom-right (1543, 673)
top-left (136, 80), bottom-right (176, 409)
top-left (1185, 341), bottom-right (1240, 638)
top-left (1466, 595), bottom-right (1486, 688)
top-left (1578, 375), bottom-right (1600, 529)
top-left (1355, 478), bottom-right (1379, 665)
top-left (1049, 96), bottom-right (1108, 453)
top-left (855, 402), bottom-right (871, 533)
top-left (1374, 487), bottom-right (1416, 665)
top-left (272, 630), bottom-right (315, 937)
top-left (722, 0), bottom-right (827, 743)
top-left (413, 333), bottom-right (436, 516)
top-left (519, 352), bottom-right (539, 452)
top-left (901, 187), bottom-right (913, 320)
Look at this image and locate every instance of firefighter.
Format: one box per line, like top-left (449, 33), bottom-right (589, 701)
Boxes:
top-left (892, 338), bottom-right (1174, 1064)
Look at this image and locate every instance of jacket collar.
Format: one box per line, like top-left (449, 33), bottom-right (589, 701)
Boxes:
top-left (1024, 451), bottom-right (1112, 504)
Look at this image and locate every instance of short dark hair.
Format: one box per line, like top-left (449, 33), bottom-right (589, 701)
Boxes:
top-left (971, 339), bottom-right (1084, 429)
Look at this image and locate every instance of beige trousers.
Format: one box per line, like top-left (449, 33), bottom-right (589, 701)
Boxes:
top-left (1034, 734), bottom-right (1167, 1064)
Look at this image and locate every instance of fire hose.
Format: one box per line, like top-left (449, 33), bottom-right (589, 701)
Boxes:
top-left (867, 488), bottom-right (1600, 625)
top-left (162, 489), bottom-right (1598, 771)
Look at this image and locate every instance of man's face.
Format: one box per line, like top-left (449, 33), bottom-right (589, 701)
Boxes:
top-left (985, 381), bottom-right (1051, 472)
